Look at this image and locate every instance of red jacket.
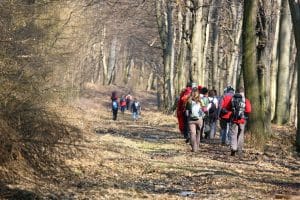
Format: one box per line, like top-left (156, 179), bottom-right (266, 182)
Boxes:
top-left (220, 94), bottom-right (251, 124)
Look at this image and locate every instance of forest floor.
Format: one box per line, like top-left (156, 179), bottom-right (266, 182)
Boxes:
top-left (1, 84), bottom-right (300, 200)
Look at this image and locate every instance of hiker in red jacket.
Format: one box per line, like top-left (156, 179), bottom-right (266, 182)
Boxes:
top-left (177, 86), bottom-right (192, 141)
top-left (221, 87), bottom-right (251, 156)
top-left (219, 86), bottom-right (235, 145)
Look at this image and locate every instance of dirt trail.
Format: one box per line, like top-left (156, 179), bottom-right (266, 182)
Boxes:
top-left (3, 85), bottom-right (300, 200)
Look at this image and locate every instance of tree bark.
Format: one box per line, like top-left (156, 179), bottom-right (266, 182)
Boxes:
top-left (190, 0), bottom-right (204, 84)
top-left (270, 0), bottom-right (282, 120)
top-left (288, 0), bottom-right (300, 150)
top-left (242, 0), bottom-right (268, 146)
top-left (107, 37), bottom-right (117, 85)
top-left (100, 26), bottom-right (108, 85)
top-left (274, 0), bottom-right (292, 124)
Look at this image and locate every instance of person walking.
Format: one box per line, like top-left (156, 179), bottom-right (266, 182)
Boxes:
top-left (119, 95), bottom-right (127, 114)
top-left (111, 98), bottom-right (119, 120)
top-left (131, 98), bottom-right (141, 121)
top-left (219, 86), bottom-right (235, 145)
top-left (177, 86), bottom-right (192, 142)
top-left (207, 89), bottom-right (219, 140)
top-left (227, 87), bottom-right (252, 156)
top-left (125, 92), bottom-right (133, 110)
top-left (200, 87), bottom-right (210, 140)
top-left (185, 88), bottom-right (204, 152)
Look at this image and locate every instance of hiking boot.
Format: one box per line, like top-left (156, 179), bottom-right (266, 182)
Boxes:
top-left (231, 150), bottom-right (237, 156)
top-left (237, 150), bottom-right (243, 158)
top-left (185, 138), bottom-right (190, 144)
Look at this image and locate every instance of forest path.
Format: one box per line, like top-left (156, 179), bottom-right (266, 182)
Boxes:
top-left (46, 85), bottom-right (299, 200)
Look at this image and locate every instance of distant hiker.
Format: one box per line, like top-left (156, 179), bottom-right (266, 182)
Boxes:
top-left (131, 98), bottom-right (141, 121)
top-left (219, 86), bottom-right (235, 145)
top-left (120, 95), bottom-right (127, 114)
top-left (207, 89), bottom-right (219, 139)
top-left (223, 87), bottom-right (251, 156)
top-left (125, 92), bottom-right (133, 110)
top-left (112, 98), bottom-right (119, 121)
top-left (185, 87), bottom-right (204, 152)
top-left (177, 85), bottom-right (192, 142)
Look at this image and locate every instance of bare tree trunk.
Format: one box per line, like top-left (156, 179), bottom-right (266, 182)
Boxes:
top-left (229, 2), bottom-right (243, 88)
top-left (274, 0), bottom-right (292, 124)
top-left (100, 26), bottom-right (108, 85)
top-left (270, 0), bottom-right (281, 120)
top-left (190, 0), bottom-right (204, 84)
top-left (202, 0), bottom-right (216, 87)
top-left (242, 0), bottom-right (268, 146)
top-left (168, 1), bottom-right (175, 107)
top-left (147, 71), bottom-right (154, 91)
top-left (288, 0), bottom-right (300, 150)
top-left (177, 1), bottom-right (191, 93)
top-left (107, 37), bottom-right (117, 85)
top-left (289, 56), bottom-right (297, 124)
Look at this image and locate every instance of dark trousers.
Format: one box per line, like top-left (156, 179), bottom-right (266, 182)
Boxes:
top-left (112, 109), bottom-right (118, 120)
top-left (183, 115), bottom-right (189, 139)
top-left (121, 106), bottom-right (126, 114)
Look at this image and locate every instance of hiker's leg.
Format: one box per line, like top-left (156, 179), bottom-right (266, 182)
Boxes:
top-left (200, 118), bottom-right (205, 141)
top-left (134, 112), bottom-right (138, 120)
top-left (230, 123), bottom-right (238, 152)
top-left (189, 122), bottom-right (198, 152)
top-left (226, 121), bottom-right (232, 145)
top-left (183, 114), bottom-right (189, 139)
top-left (237, 123), bottom-right (245, 152)
top-left (196, 118), bottom-right (203, 147)
top-left (209, 121), bottom-right (216, 139)
top-left (113, 110), bottom-right (117, 120)
top-left (220, 119), bottom-right (227, 144)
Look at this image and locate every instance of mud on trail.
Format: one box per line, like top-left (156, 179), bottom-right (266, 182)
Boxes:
top-left (1, 85), bottom-right (300, 200)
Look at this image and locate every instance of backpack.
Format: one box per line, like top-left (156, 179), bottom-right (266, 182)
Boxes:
top-left (112, 100), bottom-right (118, 110)
top-left (208, 98), bottom-right (218, 121)
top-left (231, 93), bottom-right (245, 120)
top-left (201, 96), bottom-right (209, 113)
top-left (189, 101), bottom-right (203, 120)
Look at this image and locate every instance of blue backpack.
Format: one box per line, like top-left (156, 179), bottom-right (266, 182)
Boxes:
top-left (112, 100), bottom-right (118, 110)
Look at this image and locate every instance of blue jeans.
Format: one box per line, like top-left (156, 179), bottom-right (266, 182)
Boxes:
top-left (220, 119), bottom-right (231, 145)
top-left (132, 112), bottom-right (139, 120)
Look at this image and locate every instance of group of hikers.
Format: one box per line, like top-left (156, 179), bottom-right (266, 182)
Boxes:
top-left (109, 83), bottom-right (251, 157)
top-left (110, 91), bottom-right (141, 121)
top-left (176, 83), bottom-right (251, 156)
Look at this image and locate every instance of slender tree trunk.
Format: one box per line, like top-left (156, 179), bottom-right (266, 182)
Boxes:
top-left (176, 3), bottom-right (188, 94)
top-left (107, 37), bottom-right (117, 85)
top-left (270, 0), bottom-right (281, 120)
top-left (167, 1), bottom-right (175, 107)
top-left (274, 0), bottom-right (292, 124)
top-left (242, 0), bottom-right (267, 146)
top-left (147, 71), bottom-right (154, 91)
top-left (100, 27), bottom-right (108, 85)
top-left (229, 2), bottom-right (243, 88)
top-left (190, 0), bottom-right (203, 84)
top-left (203, 0), bottom-right (216, 87)
top-left (288, 0), bottom-right (300, 150)
top-left (156, 0), bottom-right (168, 109)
